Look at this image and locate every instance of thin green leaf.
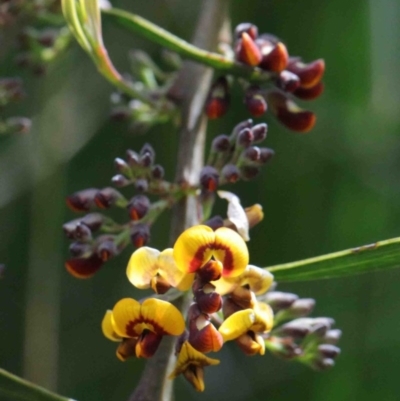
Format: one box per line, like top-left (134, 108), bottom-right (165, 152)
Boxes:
top-left (267, 237), bottom-right (400, 281)
top-left (0, 368), bottom-right (76, 401)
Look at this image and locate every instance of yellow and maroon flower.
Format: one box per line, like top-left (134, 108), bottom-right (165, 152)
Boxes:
top-left (102, 297), bottom-right (185, 359)
top-left (169, 341), bottom-right (220, 392)
top-left (173, 225), bottom-right (249, 278)
top-left (126, 247), bottom-right (194, 293)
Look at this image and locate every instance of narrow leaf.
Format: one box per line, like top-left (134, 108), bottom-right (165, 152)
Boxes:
top-left (267, 237), bottom-right (400, 281)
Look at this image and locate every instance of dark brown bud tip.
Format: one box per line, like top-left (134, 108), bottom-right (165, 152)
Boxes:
top-left (205, 77), bottom-right (230, 120)
top-left (128, 195), bottom-right (150, 220)
top-left (267, 91), bottom-right (316, 133)
top-left (287, 59), bottom-right (325, 89)
top-left (200, 166), bottom-right (219, 192)
top-left (96, 238), bottom-right (118, 262)
top-left (293, 81), bottom-right (324, 100)
top-left (130, 224), bottom-right (150, 248)
top-left (245, 88), bottom-right (267, 117)
top-left (236, 32), bottom-right (262, 66)
top-left (66, 188), bottom-right (98, 212)
top-left (259, 42), bottom-right (289, 72)
top-left (234, 23), bottom-right (258, 40)
top-left (65, 254), bottom-right (103, 279)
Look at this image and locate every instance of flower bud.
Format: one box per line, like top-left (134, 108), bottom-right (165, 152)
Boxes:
top-left (293, 82), bottom-right (324, 100)
top-left (130, 224), bottom-right (150, 248)
top-left (242, 146), bottom-right (261, 162)
top-left (114, 157), bottom-right (131, 176)
top-left (239, 165), bottom-right (260, 180)
top-left (324, 329), bottom-right (342, 345)
top-left (259, 147), bottom-right (275, 164)
top-left (287, 59), bottom-right (325, 89)
top-left (237, 127), bottom-right (254, 148)
top-left (150, 275), bottom-right (171, 295)
top-left (235, 32), bottom-right (262, 66)
top-left (251, 123), bottom-right (268, 143)
top-left (111, 174), bottom-right (130, 187)
top-left (135, 178), bottom-right (149, 192)
top-left (221, 164), bottom-right (240, 183)
top-left (258, 41), bottom-right (289, 72)
top-left (194, 283), bottom-right (222, 314)
top-left (69, 242), bottom-right (93, 258)
top-left (128, 195), bottom-right (150, 220)
top-left (139, 152), bottom-right (154, 168)
top-left (197, 260), bottom-right (222, 282)
top-left (65, 254), bottom-right (103, 279)
top-left (66, 188), bottom-right (98, 212)
top-left (212, 135), bottom-right (231, 152)
top-left (277, 70), bottom-right (301, 92)
top-left (151, 164), bottom-right (164, 179)
top-left (140, 143), bottom-right (155, 158)
top-left (318, 344), bottom-right (341, 359)
top-left (189, 314), bottom-right (223, 353)
top-left (264, 291), bottom-right (299, 311)
top-left (231, 119), bottom-right (253, 140)
top-left (96, 238), bottom-right (118, 262)
top-left (126, 149), bottom-right (140, 166)
top-left (234, 23), bottom-right (258, 40)
top-left (205, 77), bottom-right (230, 119)
top-left (73, 222), bottom-right (92, 242)
top-left (244, 87), bottom-right (267, 117)
top-left (200, 166), bottom-right (219, 192)
top-left (94, 187), bottom-right (125, 209)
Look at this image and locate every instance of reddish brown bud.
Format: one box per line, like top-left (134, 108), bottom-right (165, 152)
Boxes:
top-left (293, 81), bottom-right (324, 100)
top-left (189, 315), bottom-right (223, 353)
top-left (197, 260), bottom-right (222, 282)
top-left (236, 32), bottom-right (262, 66)
top-left (130, 224), bottom-right (150, 248)
top-left (200, 166), bottom-right (219, 192)
top-left (128, 195), bottom-right (150, 220)
top-left (237, 127), bottom-right (254, 148)
top-left (65, 254), bottom-right (103, 279)
top-left (222, 297), bottom-right (242, 319)
top-left (267, 91), bottom-right (316, 133)
top-left (96, 238), bottom-right (118, 261)
top-left (259, 42), bottom-right (289, 72)
top-left (212, 135), bottom-right (231, 152)
top-left (221, 164), bottom-right (240, 183)
top-left (205, 77), bottom-right (230, 119)
top-left (94, 187), bottom-right (125, 209)
top-left (277, 70), bottom-right (301, 92)
top-left (150, 275), bottom-right (171, 294)
top-left (287, 59), bottom-right (325, 89)
top-left (234, 23), bottom-right (258, 40)
top-left (245, 87), bottom-right (267, 117)
top-left (136, 330), bottom-right (163, 358)
top-left (194, 283), bottom-right (222, 314)
top-left (66, 188), bottom-right (98, 212)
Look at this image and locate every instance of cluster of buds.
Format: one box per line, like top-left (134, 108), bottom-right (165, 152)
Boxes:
top-left (205, 23), bottom-right (325, 133)
top-left (201, 119), bottom-right (273, 198)
top-left (263, 290), bottom-right (341, 370)
top-left (0, 77), bottom-right (31, 136)
top-left (109, 50), bottom-right (181, 131)
top-left (63, 143), bottom-right (186, 278)
top-left (101, 224), bottom-right (340, 392)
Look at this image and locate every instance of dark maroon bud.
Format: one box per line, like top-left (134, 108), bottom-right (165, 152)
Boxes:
top-left (65, 254), bottom-right (103, 279)
top-left (231, 119), bottom-right (253, 139)
top-left (317, 344), bottom-right (341, 359)
top-left (69, 242), bottom-right (93, 258)
top-left (73, 222), bottom-right (92, 242)
top-left (237, 128), bottom-right (254, 148)
top-left (259, 147), bottom-right (275, 164)
top-left (94, 187), bottom-right (125, 209)
top-left (128, 195), bottom-right (150, 221)
top-left (140, 143), bottom-right (155, 159)
top-left (252, 123), bottom-right (268, 143)
top-left (126, 149), bottom-right (140, 166)
top-left (245, 87), bottom-right (267, 117)
top-left (293, 82), bottom-right (324, 100)
top-left (130, 224), bottom-right (150, 248)
top-left (277, 70), bottom-right (301, 92)
top-left (203, 215), bottom-right (224, 231)
top-left (114, 157), bottom-right (131, 176)
top-left (139, 152), bottom-right (154, 167)
top-left (212, 135), bottom-right (231, 152)
top-left (286, 59), bottom-right (325, 89)
top-left (221, 164), bottom-right (240, 183)
top-left (151, 164), bottom-right (164, 179)
top-left (66, 188), bottom-right (98, 212)
top-left (205, 77), bottom-right (230, 119)
top-left (234, 23), bottom-right (258, 40)
top-left (243, 146), bottom-right (260, 162)
top-left (111, 174), bottom-right (130, 187)
top-left (200, 166), bottom-right (219, 192)
top-left (135, 178), bottom-right (149, 192)
top-left (258, 42), bottom-right (289, 72)
top-left (96, 239), bottom-right (118, 262)
top-left (239, 165), bottom-right (260, 180)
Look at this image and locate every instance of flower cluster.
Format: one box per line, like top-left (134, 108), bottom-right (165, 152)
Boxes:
top-left (205, 22), bottom-right (325, 133)
top-left (101, 224), bottom-right (341, 391)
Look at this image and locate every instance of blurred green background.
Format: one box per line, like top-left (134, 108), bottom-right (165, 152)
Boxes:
top-left (1, 0), bottom-right (400, 400)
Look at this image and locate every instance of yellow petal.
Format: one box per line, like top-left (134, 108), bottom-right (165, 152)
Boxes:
top-left (140, 298), bottom-right (185, 336)
top-left (213, 227), bottom-right (249, 277)
top-left (158, 248), bottom-right (195, 291)
top-left (255, 301), bottom-right (274, 333)
top-left (218, 309), bottom-right (256, 341)
top-left (173, 225), bottom-right (214, 273)
top-left (116, 338), bottom-right (138, 361)
top-left (101, 310), bottom-right (122, 342)
top-left (112, 298), bottom-right (141, 338)
top-left (126, 247), bottom-right (160, 289)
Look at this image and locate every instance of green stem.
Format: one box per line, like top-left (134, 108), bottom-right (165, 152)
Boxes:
top-left (0, 369), bottom-right (75, 401)
top-left (102, 8), bottom-right (273, 83)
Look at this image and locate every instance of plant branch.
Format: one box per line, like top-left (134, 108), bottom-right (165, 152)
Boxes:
top-left (0, 369), bottom-right (75, 401)
top-left (102, 7), bottom-right (272, 83)
top-left (127, 1), bottom-right (230, 400)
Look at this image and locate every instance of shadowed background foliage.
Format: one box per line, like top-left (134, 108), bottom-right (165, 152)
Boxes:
top-left (1, 0), bottom-right (400, 400)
